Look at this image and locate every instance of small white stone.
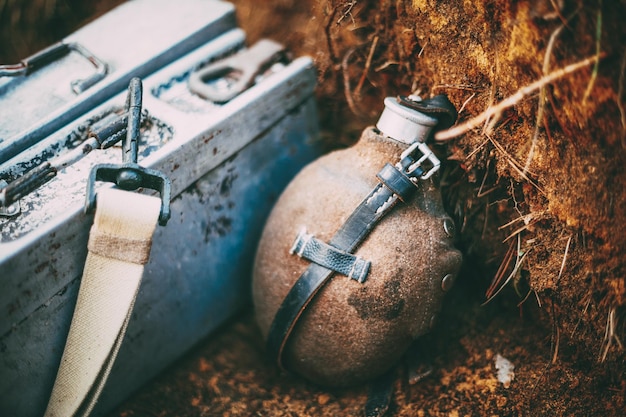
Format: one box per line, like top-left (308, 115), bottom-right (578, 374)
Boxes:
top-left (494, 353), bottom-right (515, 388)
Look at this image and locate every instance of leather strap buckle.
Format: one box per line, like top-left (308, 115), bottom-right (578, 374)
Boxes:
top-left (398, 141), bottom-right (440, 180)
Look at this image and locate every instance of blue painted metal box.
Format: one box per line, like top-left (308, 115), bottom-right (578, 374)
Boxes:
top-left (0, 3), bottom-right (322, 416)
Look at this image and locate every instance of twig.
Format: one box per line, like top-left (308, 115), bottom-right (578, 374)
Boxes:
top-left (483, 234), bottom-right (529, 304)
top-left (432, 83), bottom-right (485, 92)
top-left (374, 61), bottom-right (399, 72)
top-left (417, 40), bottom-right (428, 58)
top-left (464, 137), bottom-right (490, 161)
top-left (571, 296), bottom-right (591, 338)
top-left (342, 47), bottom-right (364, 116)
top-left (582, 4), bottom-right (602, 104)
top-left (618, 49), bottom-right (626, 148)
top-left (324, 7), bottom-right (339, 62)
top-left (434, 54), bottom-right (604, 141)
top-left (354, 36), bottom-right (378, 98)
top-left (488, 135), bottom-right (544, 193)
top-left (550, 297), bottom-right (561, 364)
top-left (600, 307), bottom-right (623, 362)
top-left (555, 235), bottom-right (572, 286)
top-left (337, 1), bottom-right (357, 25)
top-left (523, 16), bottom-right (567, 175)
top-left (458, 92), bottom-right (477, 116)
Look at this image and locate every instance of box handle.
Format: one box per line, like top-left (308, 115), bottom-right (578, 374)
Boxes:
top-left (0, 41), bottom-right (108, 94)
top-left (188, 39), bottom-right (287, 103)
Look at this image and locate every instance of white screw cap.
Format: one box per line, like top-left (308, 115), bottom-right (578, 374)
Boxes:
top-left (376, 97), bottom-right (438, 144)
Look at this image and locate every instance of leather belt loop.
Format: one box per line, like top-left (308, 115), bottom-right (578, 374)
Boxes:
top-left (290, 228), bottom-right (371, 283)
top-left (376, 163), bottom-right (417, 202)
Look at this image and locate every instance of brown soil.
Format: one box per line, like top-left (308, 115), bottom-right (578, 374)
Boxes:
top-left (2, 0), bottom-right (624, 415)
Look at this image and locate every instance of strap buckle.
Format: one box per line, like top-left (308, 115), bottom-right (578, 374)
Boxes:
top-left (397, 141), bottom-right (441, 180)
top-left (85, 78), bottom-right (171, 226)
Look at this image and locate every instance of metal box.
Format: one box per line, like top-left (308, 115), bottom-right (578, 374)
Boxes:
top-left (0, 7), bottom-right (322, 417)
top-left (0, 0), bottom-right (236, 163)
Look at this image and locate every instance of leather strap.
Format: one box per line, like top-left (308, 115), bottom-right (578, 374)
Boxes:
top-left (44, 188), bottom-right (161, 417)
top-left (267, 156), bottom-right (426, 369)
top-left (397, 95), bottom-right (458, 130)
top-left (290, 229), bottom-right (371, 283)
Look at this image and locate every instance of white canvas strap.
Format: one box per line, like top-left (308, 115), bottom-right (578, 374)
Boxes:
top-left (44, 187), bottom-right (161, 417)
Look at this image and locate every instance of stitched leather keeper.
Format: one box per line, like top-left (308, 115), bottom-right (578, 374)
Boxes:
top-left (376, 163), bottom-right (416, 202)
top-left (290, 229), bottom-right (371, 283)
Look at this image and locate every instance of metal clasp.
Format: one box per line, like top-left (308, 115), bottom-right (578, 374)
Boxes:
top-left (0, 41), bottom-right (108, 94)
top-left (85, 78), bottom-right (171, 226)
top-left (0, 180), bottom-right (20, 217)
top-left (188, 39), bottom-right (287, 103)
top-left (0, 111), bottom-right (129, 210)
top-left (397, 141), bottom-right (441, 181)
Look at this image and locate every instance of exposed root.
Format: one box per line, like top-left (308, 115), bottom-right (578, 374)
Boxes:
top-left (498, 213), bottom-right (537, 231)
top-left (464, 137), bottom-right (490, 162)
top-left (502, 218), bottom-right (542, 243)
top-left (482, 72), bottom-right (498, 136)
top-left (434, 54), bottom-right (604, 142)
top-left (341, 47), bottom-right (364, 116)
top-left (325, 1), bottom-right (359, 63)
top-left (534, 290), bottom-right (542, 308)
top-left (488, 135), bottom-right (544, 193)
top-left (354, 35), bottom-right (378, 98)
top-left (600, 307), bottom-right (624, 362)
top-left (523, 13), bottom-right (570, 175)
top-left (324, 6), bottom-right (339, 62)
top-left (336, 0), bottom-right (357, 26)
top-left (374, 60), bottom-right (399, 72)
top-left (476, 172), bottom-right (498, 198)
top-left (417, 40), bottom-right (427, 58)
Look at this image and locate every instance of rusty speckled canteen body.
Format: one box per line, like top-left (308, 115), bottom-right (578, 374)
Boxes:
top-left (253, 127), bottom-right (462, 387)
